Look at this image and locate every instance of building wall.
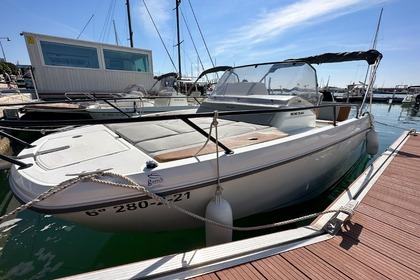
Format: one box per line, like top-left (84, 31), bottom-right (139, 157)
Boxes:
top-left (23, 32), bottom-right (155, 98)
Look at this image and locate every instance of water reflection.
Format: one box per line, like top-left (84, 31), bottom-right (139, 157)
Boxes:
top-left (0, 195), bottom-right (113, 279)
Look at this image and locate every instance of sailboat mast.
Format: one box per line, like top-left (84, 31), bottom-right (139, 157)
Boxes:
top-left (363, 8), bottom-right (384, 114)
top-left (176, 0), bottom-right (182, 78)
top-left (126, 0), bottom-right (134, 47)
top-left (113, 20), bottom-right (119, 46)
top-left (372, 8), bottom-right (383, 50)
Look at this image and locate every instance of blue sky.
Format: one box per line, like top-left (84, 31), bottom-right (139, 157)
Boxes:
top-left (1, 0), bottom-right (419, 88)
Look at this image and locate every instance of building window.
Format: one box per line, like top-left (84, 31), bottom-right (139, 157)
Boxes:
top-left (40, 41), bottom-right (99, 69)
top-left (103, 49), bottom-right (149, 72)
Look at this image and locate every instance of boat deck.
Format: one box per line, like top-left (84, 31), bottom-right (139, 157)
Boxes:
top-left (61, 131), bottom-right (419, 280)
top-left (192, 131), bottom-right (420, 279)
top-left (106, 118), bottom-right (289, 162)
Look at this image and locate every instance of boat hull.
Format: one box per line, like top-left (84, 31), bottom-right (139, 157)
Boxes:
top-left (9, 116), bottom-right (370, 232)
top-left (65, 132), bottom-right (365, 232)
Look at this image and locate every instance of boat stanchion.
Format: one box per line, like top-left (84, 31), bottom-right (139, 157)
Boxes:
top-left (205, 187), bottom-right (233, 246)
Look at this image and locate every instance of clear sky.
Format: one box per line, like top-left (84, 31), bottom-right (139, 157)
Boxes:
top-left (1, 0), bottom-right (419, 88)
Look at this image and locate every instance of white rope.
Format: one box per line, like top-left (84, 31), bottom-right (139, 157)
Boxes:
top-left (376, 121), bottom-right (418, 134)
top-left (89, 172), bottom-right (352, 231)
top-left (0, 170), bottom-right (353, 232)
top-left (0, 173), bottom-right (97, 221)
top-left (193, 120), bottom-right (214, 157)
top-left (212, 111), bottom-right (223, 201)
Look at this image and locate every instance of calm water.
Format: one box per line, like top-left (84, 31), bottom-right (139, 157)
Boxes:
top-left (0, 103), bottom-right (418, 280)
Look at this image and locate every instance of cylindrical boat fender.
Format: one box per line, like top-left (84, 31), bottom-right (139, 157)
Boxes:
top-left (366, 128), bottom-right (379, 156)
top-left (205, 196), bottom-right (233, 246)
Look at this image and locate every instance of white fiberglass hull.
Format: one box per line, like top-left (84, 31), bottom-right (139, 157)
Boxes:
top-left (9, 116), bottom-right (371, 232)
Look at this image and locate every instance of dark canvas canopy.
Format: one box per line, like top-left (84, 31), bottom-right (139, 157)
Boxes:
top-left (196, 66), bottom-right (232, 80)
top-left (154, 72), bottom-right (178, 81)
top-left (195, 50), bottom-right (382, 84)
top-left (285, 49), bottom-right (383, 65)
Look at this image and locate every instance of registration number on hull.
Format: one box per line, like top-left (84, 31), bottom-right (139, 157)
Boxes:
top-left (84, 192), bottom-right (191, 216)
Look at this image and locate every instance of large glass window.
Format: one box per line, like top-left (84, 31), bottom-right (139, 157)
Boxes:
top-left (103, 49), bottom-right (149, 72)
top-left (40, 41), bottom-right (99, 69)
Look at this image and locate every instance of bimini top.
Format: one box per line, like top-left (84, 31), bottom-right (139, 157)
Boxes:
top-left (285, 49), bottom-right (383, 65)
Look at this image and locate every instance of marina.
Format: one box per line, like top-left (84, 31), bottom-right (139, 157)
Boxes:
top-left (2, 50), bottom-right (382, 234)
top-left (1, 1), bottom-right (420, 279)
top-left (1, 45), bottom-right (419, 280)
top-left (0, 98), bottom-right (418, 279)
top-left (59, 128), bottom-right (419, 279)
top-left (1, 43), bottom-right (420, 280)
top-left (197, 130), bottom-right (419, 279)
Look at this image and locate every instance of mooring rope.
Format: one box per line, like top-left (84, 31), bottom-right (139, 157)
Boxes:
top-left (0, 173), bottom-right (97, 221)
top-left (375, 120), bottom-right (417, 132)
top-left (0, 110), bottom-right (360, 231)
top-left (88, 171), bottom-right (356, 231)
top-left (4, 122), bottom-right (413, 231)
top-left (0, 170), bottom-right (354, 231)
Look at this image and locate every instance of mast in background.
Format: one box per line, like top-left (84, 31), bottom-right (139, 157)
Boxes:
top-left (113, 20), bottom-right (119, 46)
top-left (372, 8), bottom-right (383, 50)
top-left (126, 0), bottom-right (134, 47)
top-left (175, 0), bottom-right (182, 78)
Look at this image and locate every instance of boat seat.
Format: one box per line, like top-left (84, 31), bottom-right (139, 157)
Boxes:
top-left (153, 127), bottom-right (288, 162)
top-left (106, 118), bottom-right (288, 162)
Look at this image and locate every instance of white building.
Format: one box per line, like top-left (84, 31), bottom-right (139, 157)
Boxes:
top-left (22, 32), bottom-right (155, 99)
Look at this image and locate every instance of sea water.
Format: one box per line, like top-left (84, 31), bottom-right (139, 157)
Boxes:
top-left (0, 102), bottom-right (418, 280)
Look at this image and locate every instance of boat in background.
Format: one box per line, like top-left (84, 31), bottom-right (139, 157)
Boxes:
top-left (84, 73), bottom-right (206, 119)
top-left (9, 73), bottom-right (209, 121)
top-left (4, 49), bottom-right (382, 233)
top-left (0, 91), bottom-right (33, 119)
top-left (401, 86), bottom-right (420, 108)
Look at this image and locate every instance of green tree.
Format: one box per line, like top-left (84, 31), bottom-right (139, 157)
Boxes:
top-left (0, 61), bottom-right (17, 74)
top-left (5, 62), bottom-right (17, 74)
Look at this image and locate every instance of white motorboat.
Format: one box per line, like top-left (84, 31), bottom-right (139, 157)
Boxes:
top-left (6, 50), bottom-right (382, 232)
top-left (401, 86), bottom-right (420, 108)
top-left (18, 74), bottom-right (207, 120)
top-left (83, 73), bottom-right (204, 119)
top-left (0, 91), bottom-right (33, 119)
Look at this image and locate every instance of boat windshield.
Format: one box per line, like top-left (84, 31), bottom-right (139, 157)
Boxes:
top-left (212, 62), bottom-right (320, 105)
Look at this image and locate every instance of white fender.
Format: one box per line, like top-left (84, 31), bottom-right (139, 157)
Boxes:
top-left (205, 196), bottom-right (233, 246)
top-left (366, 128), bottom-right (379, 156)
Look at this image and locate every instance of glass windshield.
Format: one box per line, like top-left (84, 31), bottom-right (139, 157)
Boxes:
top-left (212, 61), bottom-right (319, 104)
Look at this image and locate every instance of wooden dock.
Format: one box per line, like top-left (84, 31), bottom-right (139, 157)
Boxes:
top-left (63, 131), bottom-right (419, 280)
top-left (191, 131), bottom-right (420, 280)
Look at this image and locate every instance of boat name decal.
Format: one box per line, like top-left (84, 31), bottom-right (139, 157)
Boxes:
top-left (147, 173), bottom-right (164, 187)
top-left (84, 192), bottom-right (191, 216)
top-left (291, 111), bottom-right (305, 116)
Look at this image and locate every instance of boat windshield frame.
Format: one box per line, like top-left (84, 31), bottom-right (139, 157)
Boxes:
top-left (210, 61), bottom-right (320, 105)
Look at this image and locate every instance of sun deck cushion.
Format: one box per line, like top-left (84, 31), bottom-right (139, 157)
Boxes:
top-left (154, 128), bottom-right (288, 162)
top-left (105, 118), bottom-right (288, 162)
